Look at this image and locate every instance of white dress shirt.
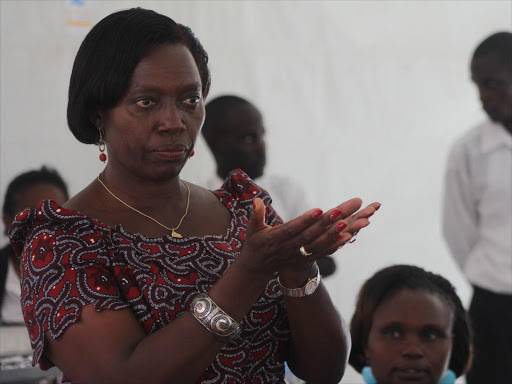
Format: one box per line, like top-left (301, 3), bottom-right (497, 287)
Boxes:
top-left (443, 120), bottom-right (512, 294)
top-left (207, 173), bottom-right (309, 222)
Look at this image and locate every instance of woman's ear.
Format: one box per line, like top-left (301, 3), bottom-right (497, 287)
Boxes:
top-left (90, 111), bottom-right (104, 129)
top-left (363, 347), bottom-right (371, 365)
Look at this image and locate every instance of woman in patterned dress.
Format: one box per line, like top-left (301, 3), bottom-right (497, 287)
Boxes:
top-left (9, 8), bottom-right (380, 384)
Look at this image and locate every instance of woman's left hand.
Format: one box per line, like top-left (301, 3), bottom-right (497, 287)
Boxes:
top-left (271, 198), bottom-right (380, 284)
top-left (261, 198), bottom-right (380, 383)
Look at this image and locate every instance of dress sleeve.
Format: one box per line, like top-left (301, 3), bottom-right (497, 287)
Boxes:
top-left (9, 200), bottom-right (129, 369)
top-left (221, 169), bottom-right (284, 227)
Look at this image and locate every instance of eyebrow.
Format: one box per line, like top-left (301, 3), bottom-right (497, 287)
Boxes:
top-left (130, 82), bottom-right (202, 93)
top-left (377, 321), bottom-right (447, 329)
top-left (379, 321), bottom-right (402, 328)
top-left (421, 324), bottom-right (448, 332)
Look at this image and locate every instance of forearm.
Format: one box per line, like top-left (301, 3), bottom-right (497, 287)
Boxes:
top-left (117, 314), bottom-right (224, 384)
top-left (282, 280), bottom-right (349, 383)
top-left (121, 260), bottom-right (273, 383)
top-left (52, 257), bottom-right (274, 384)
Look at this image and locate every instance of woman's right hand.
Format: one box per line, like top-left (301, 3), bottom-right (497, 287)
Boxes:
top-left (239, 197), bottom-right (380, 282)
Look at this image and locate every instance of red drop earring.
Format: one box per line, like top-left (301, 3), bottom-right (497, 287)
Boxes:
top-left (98, 129), bottom-right (107, 162)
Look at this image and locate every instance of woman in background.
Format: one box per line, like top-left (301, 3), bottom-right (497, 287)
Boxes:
top-left (10, 8), bottom-right (380, 384)
top-left (1, 166), bottom-right (68, 324)
top-left (349, 265), bottom-right (472, 384)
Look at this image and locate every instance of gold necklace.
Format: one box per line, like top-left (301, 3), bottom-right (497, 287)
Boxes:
top-left (97, 176), bottom-right (190, 238)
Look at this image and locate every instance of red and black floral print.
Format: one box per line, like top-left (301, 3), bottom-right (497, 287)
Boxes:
top-left (9, 170), bottom-right (289, 383)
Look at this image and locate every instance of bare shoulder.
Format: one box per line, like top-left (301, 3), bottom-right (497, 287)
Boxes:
top-left (62, 179), bottom-right (113, 221)
top-left (63, 180), bottom-right (95, 210)
top-left (183, 182), bottom-right (232, 236)
top-left (186, 182), bottom-right (220, 203)
top-left (186, 182), bottom-right (227, 214)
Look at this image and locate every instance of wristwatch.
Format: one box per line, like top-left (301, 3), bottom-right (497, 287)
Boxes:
top-left (278, 266), bottom-right (321, 298)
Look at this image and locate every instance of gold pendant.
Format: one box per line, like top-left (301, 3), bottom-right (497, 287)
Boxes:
top-left (171, 229), bottom-right (182, 238)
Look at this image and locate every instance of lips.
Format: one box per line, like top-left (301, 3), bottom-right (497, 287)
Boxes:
top-left (152, 144), bottom-right (188, 161)
top-left (393, 367), bottom-right (429, 382)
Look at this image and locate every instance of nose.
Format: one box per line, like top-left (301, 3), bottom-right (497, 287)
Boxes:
top-left (401, 339), bottom-right (424, 359)
top-left (156, 102), bottom-right (186, 134)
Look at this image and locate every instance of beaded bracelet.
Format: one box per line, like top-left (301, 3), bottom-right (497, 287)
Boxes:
top-left (190, 293), bottom-right (242, 343)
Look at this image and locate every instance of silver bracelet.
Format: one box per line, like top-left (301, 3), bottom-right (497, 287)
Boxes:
top-left (190, 293), bottom-right (241, 343)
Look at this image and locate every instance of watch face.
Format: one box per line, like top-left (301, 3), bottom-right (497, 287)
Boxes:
top-left (305, 279), bottom-right (318, 295)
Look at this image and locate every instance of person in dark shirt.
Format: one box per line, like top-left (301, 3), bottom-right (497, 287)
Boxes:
top-left (1, 166), bottom-right (68, 323)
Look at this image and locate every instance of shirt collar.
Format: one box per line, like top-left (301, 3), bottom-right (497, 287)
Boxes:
top-left (481, 120), bottom-right (512, 153)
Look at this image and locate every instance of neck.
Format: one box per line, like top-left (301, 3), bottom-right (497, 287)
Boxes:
top-left (100, 166), bottom-right (184, 211)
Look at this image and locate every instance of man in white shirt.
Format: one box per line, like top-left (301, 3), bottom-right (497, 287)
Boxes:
top-left (202, 95), bottom-right (336, 279)
top-left (443, 32), bottom-right (512, 383)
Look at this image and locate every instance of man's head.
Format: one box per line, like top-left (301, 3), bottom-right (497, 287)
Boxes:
top-left (202, 96), bottom-right (266, 179)
top-left (471, 32), bottom-right (512, 132)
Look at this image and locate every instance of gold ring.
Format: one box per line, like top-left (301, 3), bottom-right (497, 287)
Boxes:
top-left (299, 245), bottom-right (312, 257)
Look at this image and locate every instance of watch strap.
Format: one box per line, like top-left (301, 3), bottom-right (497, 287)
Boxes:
top-left (277, 265), bottom-right (321, 298)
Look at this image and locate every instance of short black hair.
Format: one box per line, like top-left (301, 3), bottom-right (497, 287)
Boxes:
top-left (472, 31), bottom-right (512, 66)
top-left (67, 7), bottom-right (211, 144)
top-left (202, 95), bottom-right (251, 145)
top-left (349, 265), bottom-right (472, 377)
top-left (2, 166), bottom-right (69, 217)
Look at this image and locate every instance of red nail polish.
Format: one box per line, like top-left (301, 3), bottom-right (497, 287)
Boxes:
top-left (312, 209), bottom-right (323, 218)
top-left (336, 222), bottom-right (347, 232)
top-left (335, 233), bottom-right (344, 241)
top-left (330, 209), bottom-right (342, 220)
top-left (253, 200), bottom-right (257, 210)
top-left (375, 204), bottom-right (381, 211)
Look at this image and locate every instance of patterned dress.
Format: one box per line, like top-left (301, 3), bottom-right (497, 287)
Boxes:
top-left (9, 170), bottom-right (290, 383)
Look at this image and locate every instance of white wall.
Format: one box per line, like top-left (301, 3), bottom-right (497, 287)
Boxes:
top-left (1, 1), bottom-right (510, 382)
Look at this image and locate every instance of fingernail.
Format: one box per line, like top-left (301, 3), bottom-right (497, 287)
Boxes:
top-left (375, 203), bottom-right (381, 211)
top-left (330, 209), bottom-right (342, 220)
top-left (336, 222), bottom-right (347, 232)
top-left (253, 200), bottom-right (257, 210)
top-left (349, 237), bottom-right (357, 244)
top-left (312, 209), bottom-right (323, 218)
top-left (335, 233), bottom-right (344, 241)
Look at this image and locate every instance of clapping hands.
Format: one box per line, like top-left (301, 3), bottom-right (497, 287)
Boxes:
top-left (241, 197), bottom-right (381, 279)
